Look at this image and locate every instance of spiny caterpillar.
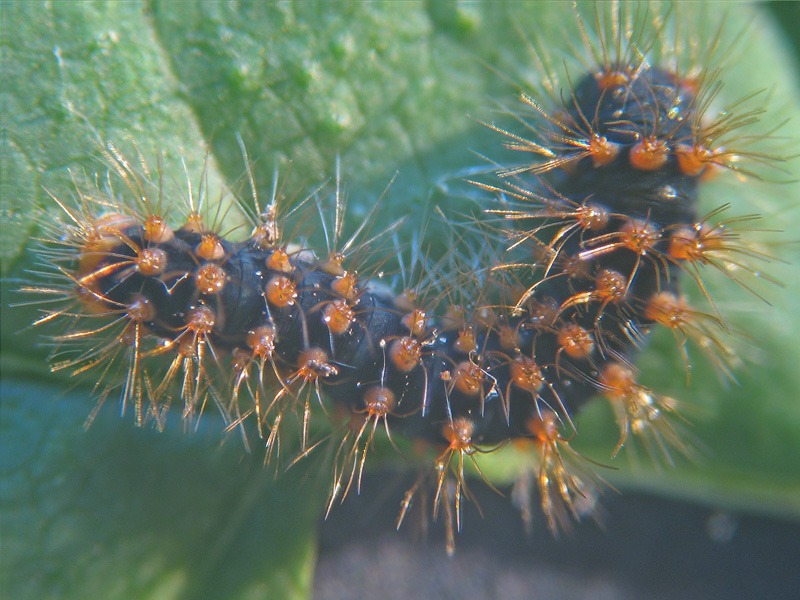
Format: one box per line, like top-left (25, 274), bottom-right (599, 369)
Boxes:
top-left (21, 2), bottom-right (790, 555)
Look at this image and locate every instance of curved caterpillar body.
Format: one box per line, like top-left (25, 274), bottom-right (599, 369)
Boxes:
top-left (25, 3), bottom-right (786, 551)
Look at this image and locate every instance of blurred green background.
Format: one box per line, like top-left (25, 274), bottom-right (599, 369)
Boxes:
top-left (2, 2), bottom-right (799, 599)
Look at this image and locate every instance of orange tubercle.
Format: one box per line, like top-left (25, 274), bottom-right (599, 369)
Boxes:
top-left (322, 300), bottom-right (355, 335)
top-left (452, 361), bottom-right (484, 396)
top-left (195, 234), bottom-right (225, 261)
top-left (629, 136), bottom-right (669, 171)
top-left (265, 275), bottom-right (297, 308)
top-left (136, 247), bottom-right (168, 276)
top-left (143, 215), bottom-right (174, 244)
top-left (194, 263), bottom-right (226, 295)
top-left (389, 337), bottom-right (422, 372)
top-left (557, 323), bottom-right (595, 359)
top-left (266, 247), bottom-right (293, 273)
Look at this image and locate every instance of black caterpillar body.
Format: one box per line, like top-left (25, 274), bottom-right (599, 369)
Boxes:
top-left (28, 5), bottom-right (780, 549)
top-left (73, 62), bottom-right (707, 458)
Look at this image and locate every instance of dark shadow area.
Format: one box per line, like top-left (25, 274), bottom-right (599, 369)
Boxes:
top-left (769, 2), bottom-right (800, 59)
top-left (316, 470), bottom-right (800, 600)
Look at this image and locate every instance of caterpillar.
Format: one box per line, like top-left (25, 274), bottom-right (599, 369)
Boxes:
top-left (9, 1), bottom-right (798, 568)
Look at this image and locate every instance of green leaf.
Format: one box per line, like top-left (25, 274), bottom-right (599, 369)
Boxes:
top-left (2, 2), bottom-right (800, 598)
top-left (0, 381), bottom-right (321, 600)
